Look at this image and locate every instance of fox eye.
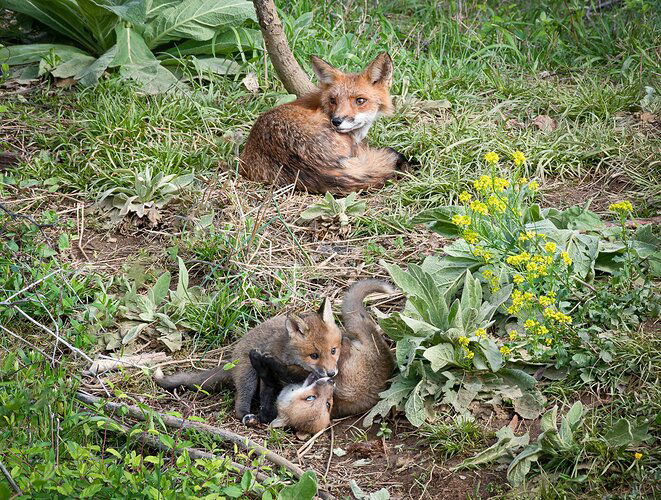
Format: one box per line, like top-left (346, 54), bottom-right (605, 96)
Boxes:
top-left (326, 402), bottom-right (331, 410)
top-left (310, 353), bottom-right (319, 360)
top-left (329, 97), bottom-right (337, 105)
top-left (356, 97), bottom-right (367, 105)
top-left (306, 395), bottom-right (316, 401)
top-left (331, 347), bottom-right (336, 355)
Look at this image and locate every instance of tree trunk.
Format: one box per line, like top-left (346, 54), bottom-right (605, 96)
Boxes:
top-left (252, 0), bottom-right (315, 97)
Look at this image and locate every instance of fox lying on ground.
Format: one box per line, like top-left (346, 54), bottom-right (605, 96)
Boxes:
top-left (239, 52), bottom-right (414, 194)
top-left (154, 298), bottom-right (342, 426)
top-left (250, 279), bottom-right (396, 433)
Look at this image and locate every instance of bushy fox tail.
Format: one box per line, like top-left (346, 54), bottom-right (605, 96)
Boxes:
top-left (154, 365), bottom-right (231, 393)
top-left (341, 279), bottom-right (396, 337)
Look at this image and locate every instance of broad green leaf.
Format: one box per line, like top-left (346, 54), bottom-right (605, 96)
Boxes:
top-left (0, 44), bottom-right (89, 65)
top-left (603, 418), bottom-right (650, 447)
top-left (91, 0), bottom-right (148, 23)
top-left (76, 46), bottom-right (117, 86)
top-left (454, 426), bottom-right (527, 469)
top-left (350, 480), bottom-right (390, 500)
top-left (191, 55), bottom-right (242, 75)
top-left (546, 205), bottom-right (605, 231)
top-left (453, 381), bottom-right (482, 413)
top-left (111, 24), bottom-right (155, 66)
top-left (412, 206), bottom-right (463, 237)
top-left (163, 27), bottom-right (262, 56)
top-left (50, 53), bottom-right (97, 78)
top-left (422, 343), bottom-right (456, 372)
top-left (513, 390), bottom-right (546, 420)
top-left (145, 0), bottom-right (257, 48)
top-left (555, 229), bottom-right (600, 279)
top-left (277, 470), bottom-right (317, 500)
top-left (119, 61), bottom-right (181, 93)
top-left (499, 368), bottom-right (537, 391)
top-left (507, 444), bottom-right (541, 485)
top-left (404, 379), bottom-right (426, 427)
top-left (363, 376), bottom-right (416, 427)
top-left (176, 256), bottom-right (189, 296)
top-left (0, 1), bottom-right (99, 53)
top-left (540, 405), bottom-right (558, 433)
top-left (148, 271), bottom-right (171, 306)
top-left (475, 338), bottom-right (502, 372)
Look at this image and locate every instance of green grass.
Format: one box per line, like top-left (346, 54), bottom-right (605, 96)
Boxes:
top-left (1, 0), bottom-right (660, 497)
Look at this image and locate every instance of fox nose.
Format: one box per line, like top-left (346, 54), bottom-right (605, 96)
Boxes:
top-left (326, 370), bottom-right (336, 378)
top-left (331, 117), bottom-right (343, 127)
top-left (316, 377), bottom-right (333, 386)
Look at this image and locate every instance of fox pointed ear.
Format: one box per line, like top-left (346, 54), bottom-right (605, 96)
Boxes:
top-left (271, 417), bottom-right (286, 428)
top-left (363, 52), bottom-right (393, 87)
top-left (310, 55), bottom-right (341, 85)
top-left (286, 313), bottom-right (308, 338)
top-left (318, 297), bottom-right (334, 325)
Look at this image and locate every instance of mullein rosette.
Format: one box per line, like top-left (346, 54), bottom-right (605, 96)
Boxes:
top-left (451, 151), bottom-right (575, 358)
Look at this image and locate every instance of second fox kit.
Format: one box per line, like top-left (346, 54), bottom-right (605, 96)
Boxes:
top-left (155, 298), bottom-right (342, 425)
top-left (240, 52), bottom-right (411, 194)
top-left (252, 279), bottom-right (396, 432)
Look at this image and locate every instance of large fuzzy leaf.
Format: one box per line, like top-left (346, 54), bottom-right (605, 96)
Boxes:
top-left (91, 0), bottom-right (148, 23)
top-left (363, 376), bottom-right (417, 427)
top-left (144, 0), bottom-right (256, 49)
top-left (0, 44), bottom-right (89, 65)
top-left (0, 0), bottom-right (100, 53)
top-left (163, 27), bottom-right (262, 57)
top-left (76, 46), bottom-right (117, 86)
top-left (111, 24), bottom-right (155, 66)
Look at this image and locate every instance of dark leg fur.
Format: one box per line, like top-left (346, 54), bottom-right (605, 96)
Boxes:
top-left (233, 363), bottom-right (259, 421)
top-left (384, 147), bottom-right (420, 172)
top-left (249, 350), bottom-right (304, 424)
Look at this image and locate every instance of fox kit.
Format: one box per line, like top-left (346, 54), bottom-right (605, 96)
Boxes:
top-left (155, 298), bottom-right (342, 425)
top-left (239, 52), bottom-right (411, 194)
top-left (249, 350), bottom-right (334, 435)
top-left (257, 279), bottom-right (396, 429)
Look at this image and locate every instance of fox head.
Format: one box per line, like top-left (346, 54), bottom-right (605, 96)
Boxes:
top-left (285, 297), bottom-right (342, 378)
top-left (272, 374), bottom-right (334, 435)
top-left (310, 52), bottom-right (394, 142)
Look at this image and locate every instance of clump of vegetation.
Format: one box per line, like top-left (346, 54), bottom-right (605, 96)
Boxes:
top-left (0, 0), bottom-right (261, 92)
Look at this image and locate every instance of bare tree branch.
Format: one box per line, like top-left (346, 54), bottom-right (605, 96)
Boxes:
top-left (252, 0), bottom-right (315, 96)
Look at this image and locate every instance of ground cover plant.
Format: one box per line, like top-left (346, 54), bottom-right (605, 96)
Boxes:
top-left (1, 0), bottom-right (660, 497)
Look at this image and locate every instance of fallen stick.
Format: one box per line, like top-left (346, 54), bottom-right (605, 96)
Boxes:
top-left (0, 458), bottom-right (22, 495)
top-left (75, 391), bottom-right (303, 477)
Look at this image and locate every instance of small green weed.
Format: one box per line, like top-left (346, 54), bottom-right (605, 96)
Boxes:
top-left (421, 419), bottom-right (489, 459)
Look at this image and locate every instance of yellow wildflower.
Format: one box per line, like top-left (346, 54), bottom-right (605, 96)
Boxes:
top-left (561, 251), bottom-right (573, 266)
top-left (484, 151), bottom-right (500, 164)
top-left (538, 325), bottom-right (549, 336)
top-left (463, 230), bottom-right (479, 244)
top-left (608, 200), bottom-right (633, 216)
top-left (465, 350), bottom-right (475, 360)
top-left (634, 452), bottom-right (643, 460)
top-left (492, 177), bottom-right (509, 192)
top-left (513, 274), bottom-right (524, 284)
top-left (458, 336), bottom-right (470, 347)
top-left (474, 175), bottom-right (493, 192)
top-left (543, 308), bottom-right (572, 324)
top-left (524, 319), bottom-right (538, 330)
top-left (470, 200), bottom-right (489, 215)
top-left (528, 181), bottom-right (539, 192)
top-left (475, 328), bottom-right (487, 338)
top-left (518, 231), bottom-right (537, 242)
top-left (517, 177), bottom-right (528, 185)
top-left (512, 151), bottom-right (526, 166)
top-left (539, 295), bottom-right (555, 307)
top-left (459, 191), bottom-right (472, 204)
top-left (544, 242), bottom-right (557, 253)
top-left (452, 214), bottom-right (472, 227)
top-left (500, 346), bottom-right (511, 356)
top-left (487, 195), bottom-right (506, 213)
top-left (545, 338), bottom-right (553, 346)
top-left (506, 252), bottom-right (531, 266)
top-left (508, 330), bottom-right (518, 340)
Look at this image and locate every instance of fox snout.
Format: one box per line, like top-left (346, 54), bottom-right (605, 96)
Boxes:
top-left (315, 368), bottom-right (337, 378)
top-left (315, 377), bottom-right (334, 386)
top-left (331, 116), bottom-right (345, 128)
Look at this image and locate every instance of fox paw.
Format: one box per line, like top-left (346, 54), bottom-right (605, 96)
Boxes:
top-left (242, 414), bottom-right (259, 427)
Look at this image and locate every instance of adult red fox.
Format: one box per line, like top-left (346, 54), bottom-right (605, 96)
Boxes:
top-left (239, 53), bottom-right (413, 194)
